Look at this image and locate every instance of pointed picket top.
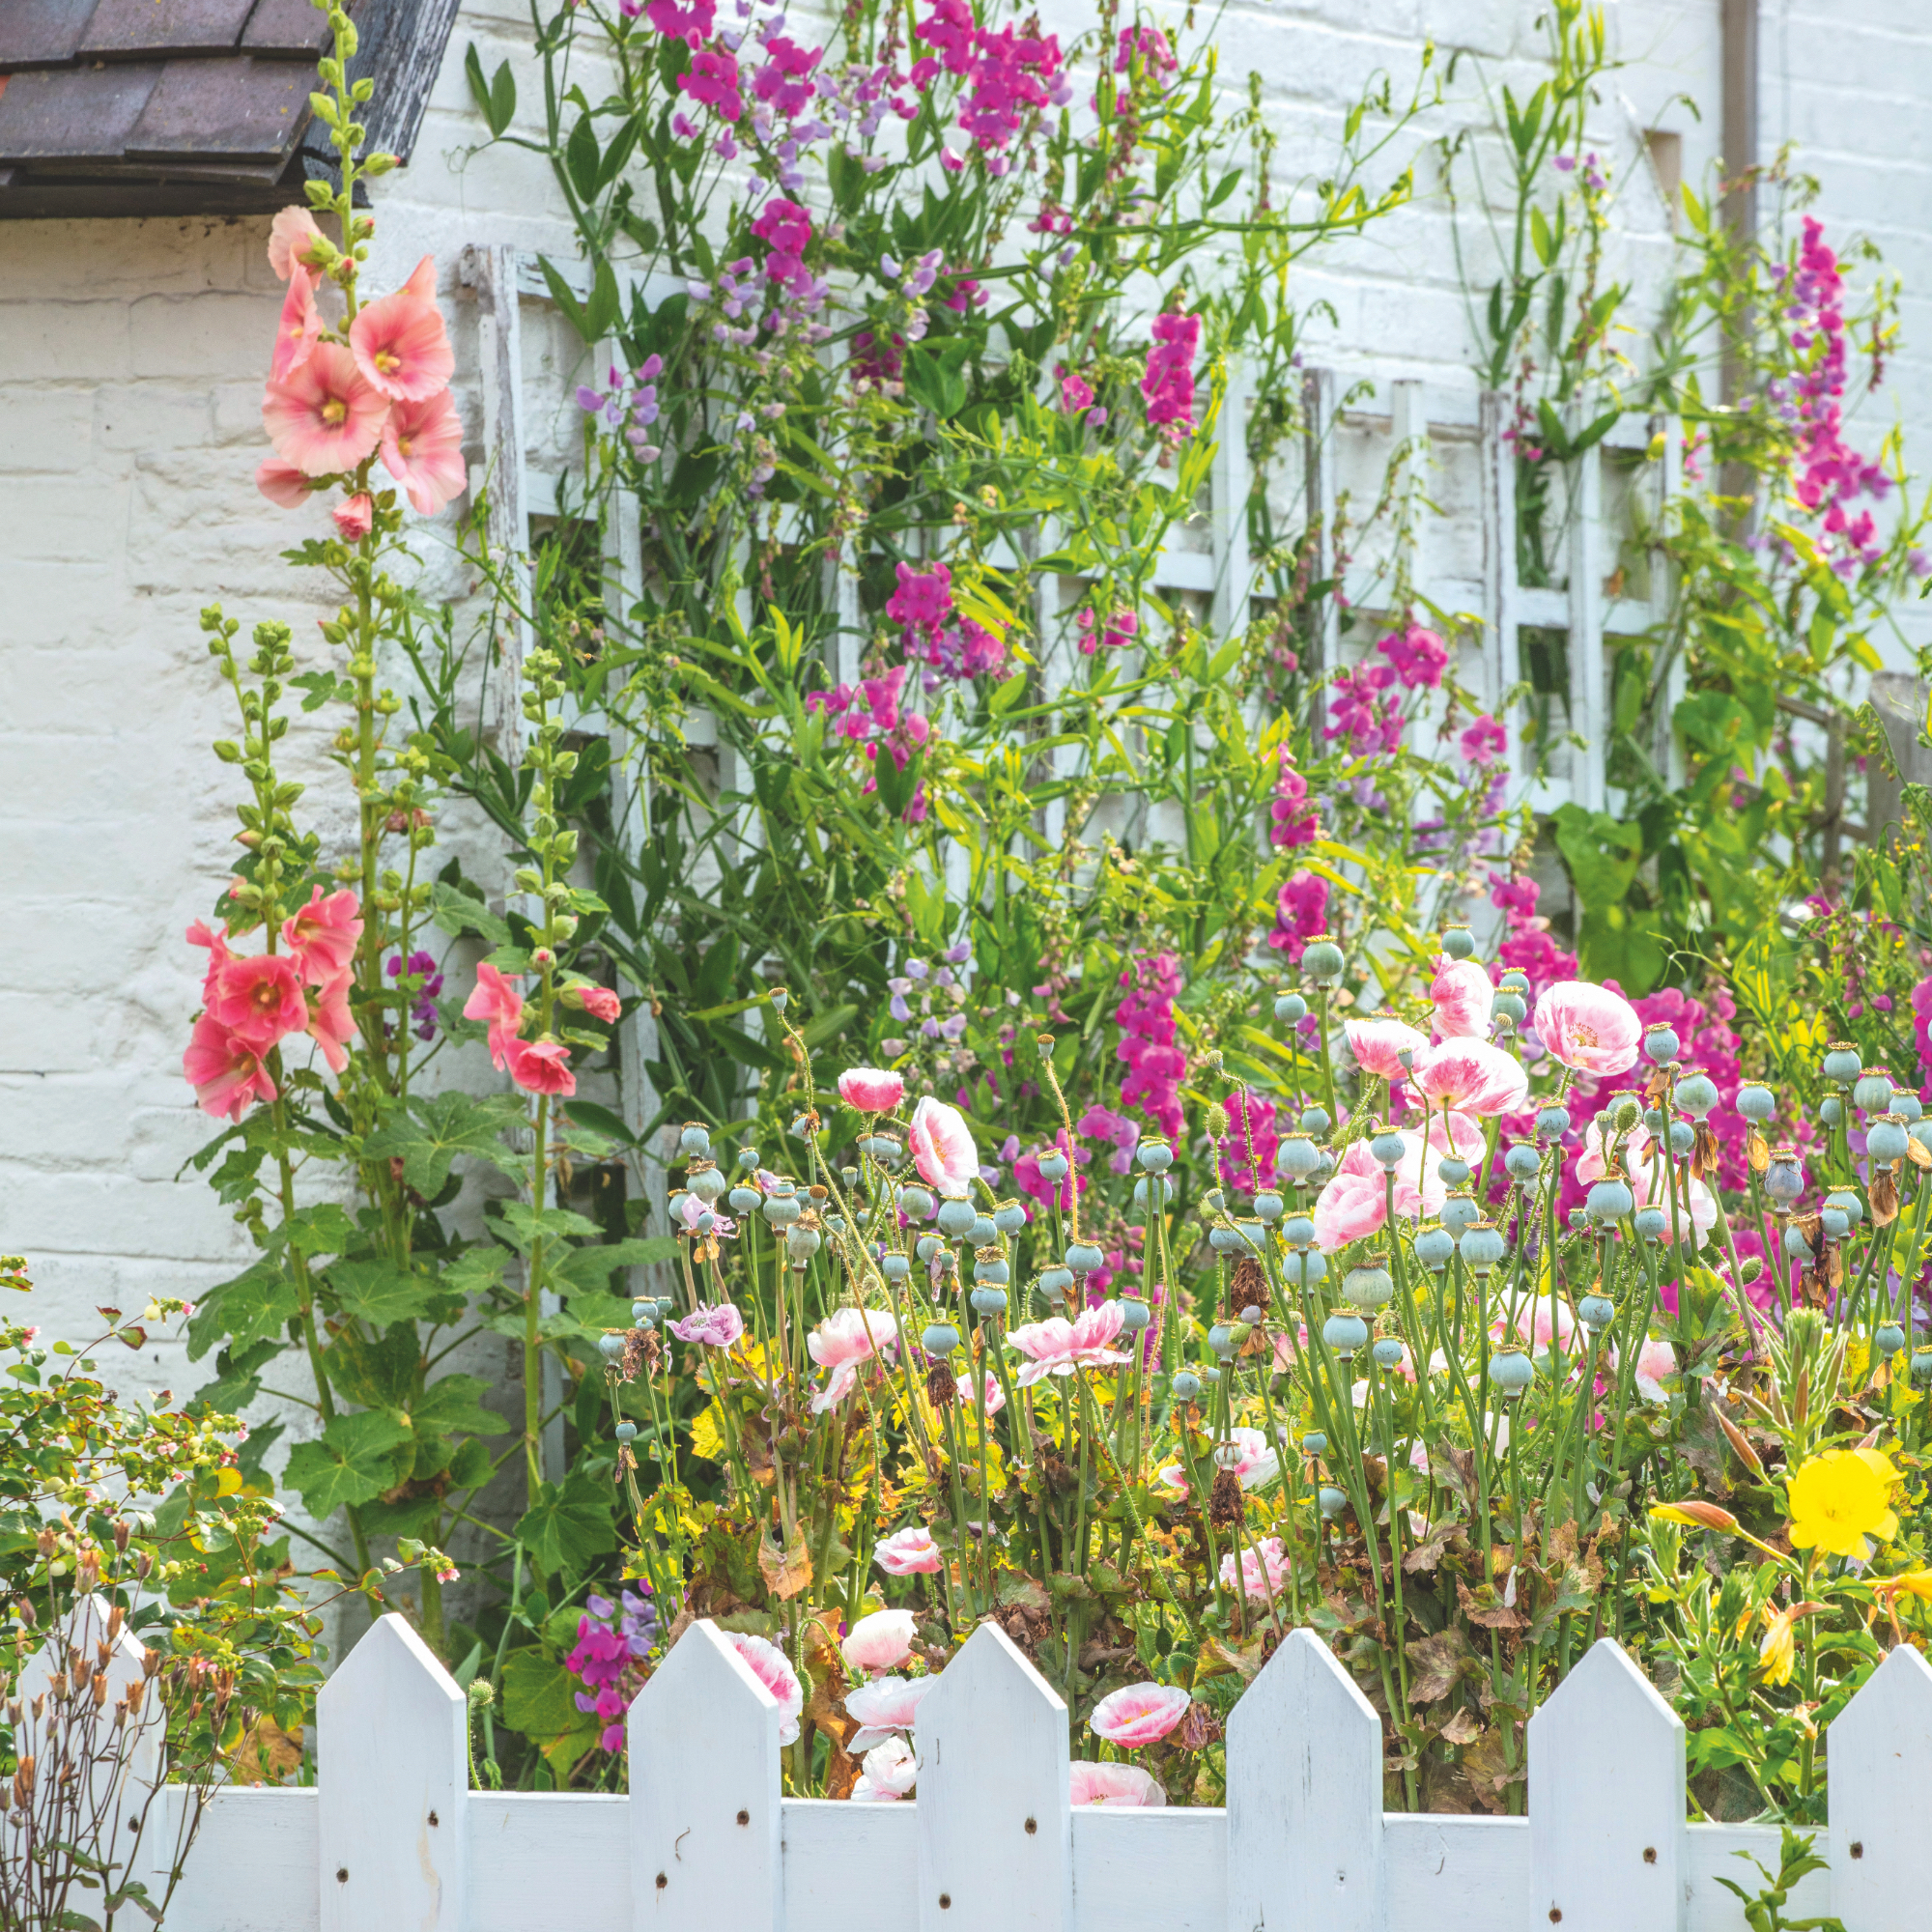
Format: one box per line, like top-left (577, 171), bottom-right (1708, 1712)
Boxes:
top-left (915, 1619), bottom-right (1070, 1932)
top-left (1527, 1638), bottom-right (1684, 1932)
top-left (630, 1618), bottom-right (782, 1932)
top-left (1225, 1627), bottom-right (1382, 1932)
top-left (1828, 1639), bottom-right (1932, 1928)
top-left (318, 1611), bottom-right (467, 1932)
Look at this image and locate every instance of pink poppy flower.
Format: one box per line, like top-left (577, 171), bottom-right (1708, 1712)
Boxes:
top-left (184, 1016), bottom-right (278, 1121)
top-left (206, 952), bottom-right (310, 1050)
top-left (1344, 1015), bottom-right (1428, 1081)
top-left (1532, 980), bottom-right (1642, 1077)
top-left (1154, 1426), bottom-right (1277, 1496)
top-left (332, 493), bottom-right (373, 542)
top-left (1575, 1120), bottom-right (1717, 1241)
top-left (307, 970), bottom-right (355, 1073)
top-left (973, 1370), bottom-right (1006, 1417)
top-left (838, 1065), bottom-right (906, 1112)
top-left (841, 1607), bottom-right (917, 1674)
top-left (1089, 1682), bottom-right (1191, 1747)
top-left (267, 205), bottom-right (326, 280)
top-left (874, 1526), bottom-right (944, 1576)
top-left (850, 1734), bottom-right (919, 1802)
top-left (350, 279), bottom-right (455, 402)
top-left (910, 1094), bottom-right (979, 1197)
top-left (463, 963), bottom-right (525, 1069)
top-left (1391, 1109), bottom-right (1487, 1215)
top-left (262, 342), bottom-right (387, 476)
top-left (1430, 956), bottom-right (1494, 1039)
top-left (668, 1301), bottom-right (745, 1347)
top-left (380, 388), bottom-right (469, 516)
top-left (1006, 1300), bottom-right (1132, 1386)
top-left (1220, 1534), bottom-right (1291, 1604)
top-left (507, 1037), bottom-right (576, 1096)
top-left (1070, 1762), bottom-right (1165, 1806)
top-left (271, 269), bottom-right (324, 384)
top-left (808, 1306), bottom-right (898, 1410)
top-left (1624, 1334), bottom-right (1679, 1403)
top-left (282, 886), bottom-right (363, 984)
top-left (1411, 1038), bottom-right (1528, 1117)
top-left (256, 457), bottom-right (315, 508)
top-left (672, 1192), bottom-right (736, 1240)
top-left (844, 1671), bottom-right (939, 1750)
top-left (721, 1630), bottom-right (802, 1745)
top-left (1497, 1290), bottom-right (1577, 1353)
top-left (1313, 1139), bottom-right (1417, 1252)
top-left (1269, 1322), bottom-right (1311, 1373)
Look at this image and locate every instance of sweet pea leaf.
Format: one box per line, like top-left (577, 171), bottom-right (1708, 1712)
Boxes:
top-left (283, 1411), bottom-right (414, 1517)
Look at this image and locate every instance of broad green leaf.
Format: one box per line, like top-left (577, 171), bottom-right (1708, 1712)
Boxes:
top-left (325, 1259), bottom-right (427, 1327)
top-left (498, 1202), bottom-right (606, 1253)
top-left (428, 880), bottom-right (510, 946)
top-left (283, 1203), bottom-right (360, 1258)
top-left (410, 1374), bottom-right (507, 1437)
top-left (364, 1091), bottom-right (526, 1197)
top-left (283, 1411), bottom-right (413, 1517)
top-left (186, 1263), bottom-right (299, 1361)
top-left (517, 1464), bottom-right (618, 1575)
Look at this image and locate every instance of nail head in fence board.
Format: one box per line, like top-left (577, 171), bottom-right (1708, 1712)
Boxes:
top-left (631, 1618), bottom-right (782, 1932)
top-left (318, 1612), bottom-right (467, 1932)
top-left (1828, 1639), bottom-right (1932, 1928)
top-left (915, 1620), bottom-right (1071, 1932)
top-left (1527, 1638), bottom-right (1683, 1932)
top-left (1225, 1626), bottom-right (1382, 1932)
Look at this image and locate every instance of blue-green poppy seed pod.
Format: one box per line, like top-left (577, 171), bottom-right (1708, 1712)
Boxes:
top-left (1372, 1337), bottom-right (1406, 1368)
top-left (883, 1253), bottom-right (911, 1281)
top-left (969, 1285), bottom-right (1007, 1318)
top-left (653, 1297), bottom-right (675, 1321)
top-left (1894, 1089), bottom-right (1925, 1122)
top-left (1736, 1083), bottom-right (1775, 1122)
top-left (597, 1332), bottom-right (627, 1360)
top-left (1133, 1176), bottom-right (1176, 1208)
top-left (1371, 1128), bottom-right (1406, 1169)
top-left (1578, 1292), bottom-right (1615, 1330)
top-left (1439, 1191), bottom-right (1480, 1236)
top-left (1170, 1370), bottom-right (1203, 1401)
top-left (933, 1247), bottom-right (957, 1275)
top-left (1820, 1095), bottom-right (1844, 1125)
top-left (1065, 1240), bottom-right (1106, 1273)
top-left (1634, 1207), bottom-right (1667, 1242)
top-left (1492, 992), bottom-right (1527, 1026)
top-left (632, 1298), bottom-right (653, 1323)
top-left (1118, 1297), bottom-right (1151, 1332)
top-left (1854, 1068), bottom-right (1895, 1113)
top-left (1298, 1105), bottom-right (1331, 1136)
top-left (785, 1224), bottom-right (822, 1262)
top-left (1824, 1187), bottom-right (1862, 1230)
top-left (1491, 1349), bottom-right (1535, 1395)
top-left (1303, 937), bottom-right (1344, 981)
top-left (737, 1146), bottom-right (761, 1170)
top-left (1869, 1115), bottom-right (1911, 1163)
top-left (1913, 1119), bottom-right (1932, 1156)
top-left (936, 1197), bottom-right (978, 1238)
top-left (1783, 1222), bottom-right (1814, 1262)
top-left (1136, 1137), bottom-right (1173, 1173)
top-left (1674, 1072), bottom-right (1719, 1118)
top-left (896, 1182), bottom-right (934, 1217)
top-left (1283, 1214), bottom-right (1317, 1246)
top-left (1413, 1226), bottom-right (1456, 1271)
top-left (1667, 1119), bottom-right (1694, 1158)
top-left (1504, 1142), bottom-right (1541, 1181)
top-left (1208, 1224), bottom-right (1244, 1253)
top-left (1253, 1190), bottom-right (1285, 1222)
top-left (1277, 1134), bottom-right (1322, 1184)
top-left (1643, 1024), bottom-right (1680, 1065)
top-left (1821, 1208), bottom-right (1849, 1241)
top-left (1208, 1323), bottom-right (1236, 1359)
top-left (965, 1214), bottom-right (998, 1248)
top-left (667, 1189), bottom-right (690, 1223)
top-left (1586, 1175), bottom-right (1634, 1224)
top-left (1764, 1147), bottom-right (1804, 1204)
top-left (1318, 1486), bottom-right (1348, 1518)
top-left (728, 1185), bottom-right (762, 1213)
top-left (990, 1199), bottom-right (1026, 1235)
top-left (1322, 1312), bottom-right (1369, 1355)
top-left (974, 1254), bottom-right (1010, 1285)
top-left (1536, 1104), bottom-right (1572, 1140)
top-left (1441, 923), bottom-right (1475, 959)
top-left (1233, 1218), bottom-right (1265, 1253)
top-left (1037, 1150), bottom-right (1070, 1182)
top-left (1875, 1322), bottom-right (1906, 1358)
top-left (1200, 1187), bottom-right (1226, 1217)
top-left (696, 1209), bottom-right (719, 1236)
top-left (763, 1191), bottom-right (804, 1228)
top-left (1437, 1155), bottom-right (1471, 1186)
top-left (1288, 1249), bottom-right (1328, 1285)
top-left (916, 1234), bottom-right (942, 1263)
top-left (1498, 968), bottom-right (1530, 995)
top-left (615, 1420), bottom-right (638, 1443)
top-left (1199, 1366), bottom-right (1222, 1383)
top-left (1343, 1264), bottom-right (1394, 1310)
top-left (1568, 1208), bottom-right (1594, 1234)
top-left (1911, 1350), bottom-right (1932, 1387)
top-left (1642, 1106), bottom-right (1664, 1134)
top-left (922, 1322), bottom-right (959, 1356)
top-left (1822, 1040), bottom-right (1862, 1084)
top-left (768, 986), bottom-right (789, 1013)
top-left (1038, 1266), bottom-right (1074, 1295)
top-left (1310, 1149), bottom-right (1336, 1184)
top-left (688, 1163), bottom-right (727, 1203)
top-left (1460, 1221), bottom-right (1505, 1272)
top-left (1301, 1431), bottom-right (1328, 1455)
top-left (679, 1121), bottom-right (712, 1157)
top-left (1274, 991), bottom-right (1309, 1024)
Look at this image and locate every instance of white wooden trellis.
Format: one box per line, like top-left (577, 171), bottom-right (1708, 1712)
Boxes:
top-left (69, 1602), bottom-right (1932, 1932)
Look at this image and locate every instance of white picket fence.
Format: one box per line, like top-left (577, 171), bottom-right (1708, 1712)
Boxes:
top-left (22, 1607), bottom-right (1916, 1932)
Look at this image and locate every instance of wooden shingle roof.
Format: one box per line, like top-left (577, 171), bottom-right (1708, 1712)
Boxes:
top-left (0, 0), bottom-right (462, 217)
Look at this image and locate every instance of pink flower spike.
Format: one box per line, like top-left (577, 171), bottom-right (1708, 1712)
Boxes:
top-left (668, 1301), bottom-right (746, 1348)
top-left (1344, 1014), bottom-right (1427, 1082)
top-left (380, 387), bottom-right (468, 515)
top-left (843, 1672), bottom-right (939, 1750)
top-left (333, 493), bottom-right (373, 542)
top-left (263, 341), bottom-right (388, 476)
top-left (350, 285), bottom-right (455, 402)
top-left (507, 1037), bottom-right (575, 1096)
top-left (1089, 1682), bottom-right (1191, 1747)
top-left (1532, 980), bottom-right (1643, 1077)
top-left (840, 1607), bottom-right (917, 1674)
top-left (183, 1016), bottom-right (278, 1121)
top-left (873, 1526), bottom-right (944, 1576)
top-left (267, 206), bottom-right (326, 280)
top-left (1430, 956), bottom-right (1494, 1040)
top-left (271, 269), bottom-right (325, 384)
top-left (838, 1065), bottom-right (906, 1113)
top-left (720, 1631), bottom-right (803, 1745)
top-left (1411, 1037), bottom-right (1529, 1118)
top-left (1069, 1761), bottom-right (1165, 1806)
top-left (256, 457), bottom-right (314, 508)
top-left (909, 1094), bottom-right (979, 1197)
top-left (463, 962), bottom-right (525, 1069)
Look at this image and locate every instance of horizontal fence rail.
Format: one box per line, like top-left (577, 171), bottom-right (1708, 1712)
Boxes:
top-left (19, 1605), bottom-right (1926, 1931)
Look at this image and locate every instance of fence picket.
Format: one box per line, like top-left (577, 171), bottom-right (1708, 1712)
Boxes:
top-left (1526, 1637), bottom-right (1684, 1932)
top-left (317, 1610), bottom-right (468, 1932)
top-left (914, 1620), bottom-right (1070, 1932)
top-left (630, 1618), bottom-right (782, 1932)
top-left (1225, 1625), bottom-right (1383, 1932)
top-left (1826, 1639), bottom-right (1932, 1930)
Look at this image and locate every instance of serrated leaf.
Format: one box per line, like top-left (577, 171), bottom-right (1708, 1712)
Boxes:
top-left (497, 1201), bottom-right (604, 1253)
top-left (428, 880), bottom-right (510, 946)
top-left (283, 1411), bottom-right (413, 1517)
top-left (410, 1374), bottom-right (507, 1437)
top-left (283, 1202), bottom-right (360, 1257)
top-left (187, 1264), bottom-right (299, 1361)
top-left (325, 1259), bottom-right (428, 1327)
top-left (364, 1090), bottom-right (526, 1197)
top-left (516, 1464), bottom-right (618, 1575)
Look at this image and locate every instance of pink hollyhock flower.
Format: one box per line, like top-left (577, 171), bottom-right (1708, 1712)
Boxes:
top-left (380, 388), bottom-right (469, 516)
top-left (463, 962), bottom-right (525, 1069)
top-left (306, 970), bottom-right (355, 1074)
top-left (1624, 1333), bottom-right (1679, 1403)
top-left (844, 1672), bottom-right (939, 1750)
top-left (838, 1066), bottom-right (906, 1113)
top-left (267, 205), bottom-right (325, 280)
top-left (851, 1734), bottom-right (920, 1802)
top-left (910, 1094), bottom-right (978, 1197)
top-left (721, 1630), bottom-right (802, 1745)
top-left (668, 1301), bottom-right (745, 1348)
top-left (1411, 1038), bottom-right (1528, 1117)
top-left (1070, 1761), bottom-right (1166, 1807)
top-left (256, 457), bottom-right (314, 508)
top-left (184, 1016), bottom-right (278, 1121)
top-left (1220, 1534), bottom-right (1291, 1603)
top-left (809, 1306), bottom-right (898, 1412)
top-left (563, 982), bottom-right (622, 1023)
top-left (186, 917), bottom-right (232, 990)
top-left (332, 493), bottom-right (373, 542)
top-left (262, 342), bottom-right (387, 476)
top-left (841, 1607), bottom-right (917, 1675)
top-left (1532, 980), bottom-right (1642, 1077)
top-left (1575, 1120), bottom-right (1717, 1241)
top-left (873, 1526), bottom-right (944, 1576)
top-left (350, 276), bottom-right (455, 402)
top-left (1089, 1682), bottom-right (1191, 1747)
top-left (283, 886), bottom-right (363, 983)
top-left (271, 269), bottom-right (324, 384)
top-left (507, 1037), bottom-right (576, 1095)
top-left (1430, 956), bottom-right (1494, 1039)
top-left (1006, 1300), bottom-right (1132, 1386)
top-left (1344, 1014), bottom-right (1427, 1081)
top-left (206, 952), bottom-right (310, 1050)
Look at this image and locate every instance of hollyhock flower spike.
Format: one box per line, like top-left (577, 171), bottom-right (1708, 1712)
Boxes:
top-left (1411, 1037), bottom-right (1529, 1117)
top-left (1533, 980), bottom-right (1643, 1077)
top-left (844, 1672), bottom-right (939, 1750)
top-left (1070, 1761), bottom-right (1166, 1806)
top-left (838, 1066), bottom-right (906, 1113)
top-left (1089, 1682), bottom-right (1191, 1747)
top-left (464, 962), bottom-right (525, 1069)
top-left (1344, 1014), bottom-right (1428, 1082)
top-left (1430, 956), bottom-right (1494, 1039)
top-left (910, 1094), bottom-right (979, 1196)
top-left (184, 1016), bottom-right (278, 1120)
top-left (721, 1630), bottom-right (803, 1745)
top-left (263, 341), bottom-right (388, 476)
top-left (271, 269), bottom-right (324, 384)
top-left (873, 1526), bottom-right (944, 1576)
top-left (841, 1607), bottom-right (917, 1674)
top-left (507, 1037), bottom-right (576, 1096)
top-left (283, 885), bottom-right (363, 982)
top-left (381, 388), bottom-right (469, 516)
top-left (349, 278), bottom-right (455, 401)
top-left (267, 206), bottom-right (326, 280)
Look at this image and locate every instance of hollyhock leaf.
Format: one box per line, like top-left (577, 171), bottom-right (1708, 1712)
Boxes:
top-left (545, 1236), bottom-right (680, 1294)
top-left (428, 880), bottom-right (512, 946)
top-left (186, 1262), bottom-right (299, 1360)
top-left (364, 1090), bottom-right (528, 1196)
top-left (283, 1410), bottom-right (414, 1516)
top-left (497, 1202), bottom-right (605, 1253)
top-left (517, 1465), bottom-right (620, 1575)
top-left (411, 1373), bottom-right (507, 1437)
top-left (324, 1259), bottom-right (426, 1327)
top-left (499, 1649), bottom-right (600, 1767)
top-left (324, 1321), bottom-right (420, 1410)
top-left (281, 1201), bottom-right (361, 1258)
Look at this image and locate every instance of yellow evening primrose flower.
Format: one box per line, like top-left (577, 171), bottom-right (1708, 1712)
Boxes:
top-left (1785, 1447), bottom-right (1901, 1561)
top-left (1758, 1605), bottom-right (1797, 1687)
top-left (1871, 1569), bottom-right (1932, 1601)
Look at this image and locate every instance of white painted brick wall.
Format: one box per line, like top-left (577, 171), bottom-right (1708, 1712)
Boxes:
top-left (0, 0), bottom-right (1923, 1380)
